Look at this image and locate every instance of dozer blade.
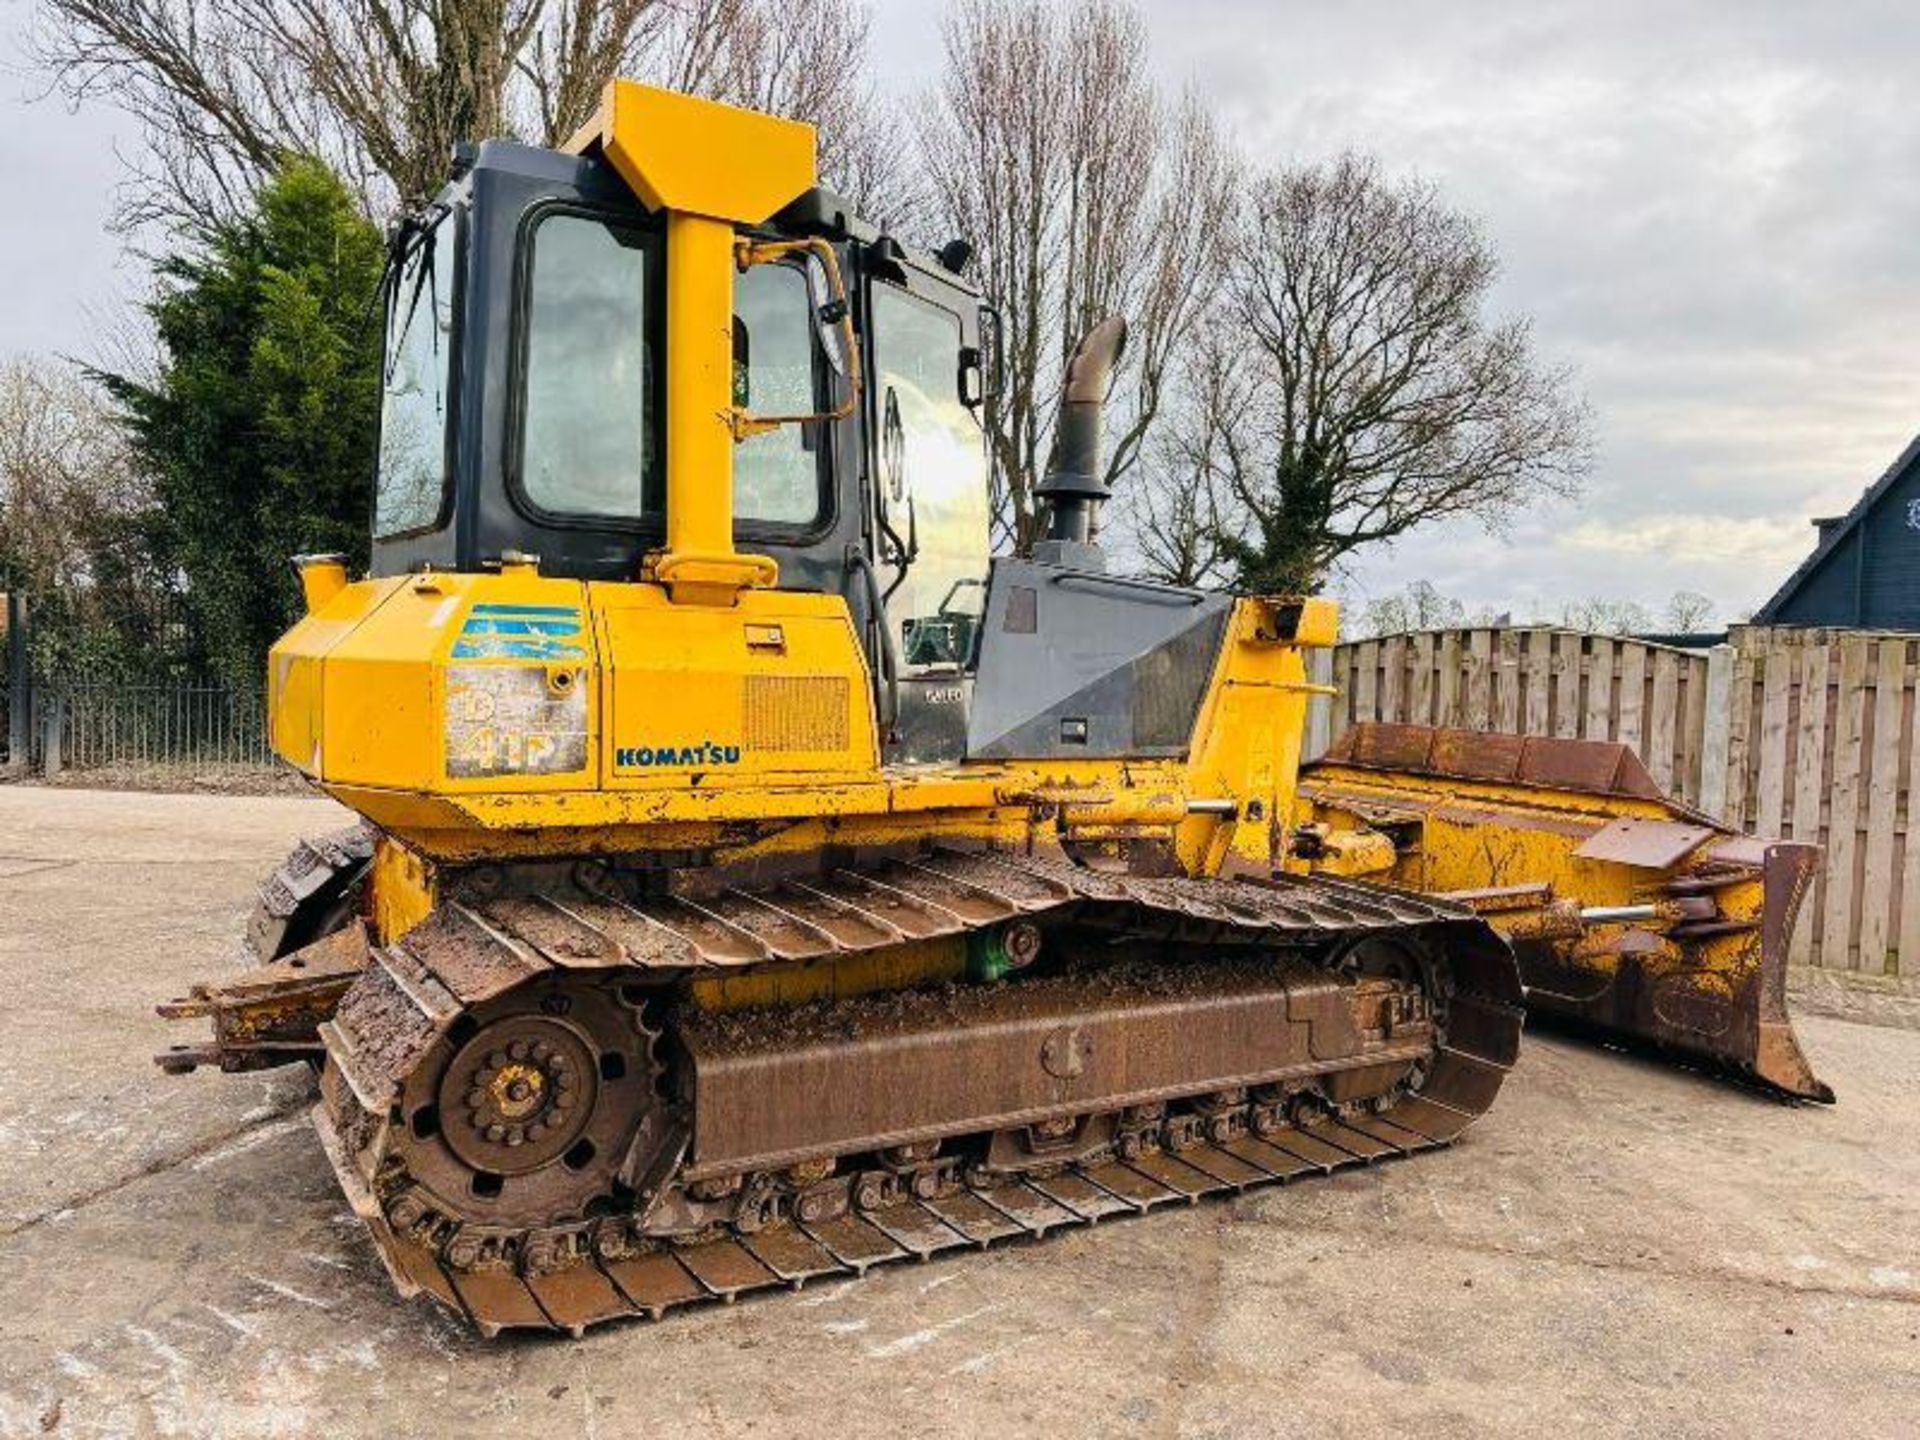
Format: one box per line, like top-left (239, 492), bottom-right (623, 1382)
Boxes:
top-left (1299, 723), bottom-right (1834, 1103)
top-left (155, 921), bottom-right (371, 1074)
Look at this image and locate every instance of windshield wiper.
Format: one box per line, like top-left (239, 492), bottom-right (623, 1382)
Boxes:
top-left (382, 204), bottom-right (450, 388)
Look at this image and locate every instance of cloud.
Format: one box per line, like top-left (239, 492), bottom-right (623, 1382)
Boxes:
top-left (1561, 514), bottom-right (1811, 568)
top-left (0, 15), bottom-right (141, 361)
top-left (1144, 0), bottom-right (1920, 619)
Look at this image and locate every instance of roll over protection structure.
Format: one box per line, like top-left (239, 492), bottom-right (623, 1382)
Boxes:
top-left (565, 82), bottom-right (819, 604)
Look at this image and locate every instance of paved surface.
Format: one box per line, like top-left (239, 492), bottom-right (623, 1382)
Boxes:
top-left (1, 785), bottom-right (1916, 1439)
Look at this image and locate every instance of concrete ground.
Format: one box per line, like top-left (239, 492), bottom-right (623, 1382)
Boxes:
top-left (1, 786), bottom-right (1916, 1440)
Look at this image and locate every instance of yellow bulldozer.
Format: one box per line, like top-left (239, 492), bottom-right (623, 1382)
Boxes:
top-left (159, 82), bottom-right (1829, 1336)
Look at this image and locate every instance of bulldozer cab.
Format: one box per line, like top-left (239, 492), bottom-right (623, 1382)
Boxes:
top-left (369, 137), bottom-right (991, 760)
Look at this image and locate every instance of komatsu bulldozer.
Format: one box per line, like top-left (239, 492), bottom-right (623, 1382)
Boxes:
top-left (159, 82), bottom-right (1830, 1336)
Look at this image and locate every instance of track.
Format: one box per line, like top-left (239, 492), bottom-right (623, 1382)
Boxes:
top-left (247, 823), bottom-right (373, 961)
top-left (307, 849), bottom-right (1523, 1336)
top-left (318, 1057), bottom-right (1499, 1336)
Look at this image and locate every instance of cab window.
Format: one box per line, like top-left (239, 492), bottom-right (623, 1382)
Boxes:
top-left (519, 212), bottom-right (659, 521)
top-left (871, 286), bottom-right (990, 673)
top-left (376, 214), bottom-right (457, 536)
top-left (516, 222), bottom-right (822, 530)
top-left (733, 262), bottom-right (826, 527)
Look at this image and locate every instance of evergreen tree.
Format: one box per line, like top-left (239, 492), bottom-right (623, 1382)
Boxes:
top-left (103, 160), bottom-right (384, 691)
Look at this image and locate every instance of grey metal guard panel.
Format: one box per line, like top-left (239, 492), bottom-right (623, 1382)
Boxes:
top-left (965, 557), bottom-right (1231, 760)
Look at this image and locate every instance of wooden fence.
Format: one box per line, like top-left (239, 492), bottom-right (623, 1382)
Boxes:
top-left (1721, 629), bottom-right (1920, 976)
top-left (1311, 624), bottom-right (1920, 978)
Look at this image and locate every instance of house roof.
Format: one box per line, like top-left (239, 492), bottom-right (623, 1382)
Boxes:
top-left (1754, 431), bottom-right (1920, 622)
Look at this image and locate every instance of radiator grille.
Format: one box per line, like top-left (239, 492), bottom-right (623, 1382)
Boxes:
top-left (743, 674), bottom-right (850, 752)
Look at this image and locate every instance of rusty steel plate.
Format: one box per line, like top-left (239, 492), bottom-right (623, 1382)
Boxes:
top-left (674, 1239), bottom-right (778, 1298)
top-left (1705, 833), bottom-right (1772, 867)
top-left (1572, 816), bottom-right (1715, 870)
top-left (862, 1202), bottom-right (971, 1258)
top-left (1313, 722), bottom-right (1670, 802)
top-left (799, 1214), bottom-right (906, 1270)
top-left (973, 1180), bottom-right (1080, 1234)
top-left (602, 1252), bottom-right (705, 1315)
top-left (1024, 1170), bottom-right (1135, 1221)
top-left (525, 1264), bottom-right (631, 1333)
top-left (1174, 1143), bottom-right (1268, 1189)
top-left (921, 1190), bottom-right (1028, 1244)
top-left (739, 1225), bottom-right (842, 1284)
top-left (676, 958), bottom-right (1424, 1177)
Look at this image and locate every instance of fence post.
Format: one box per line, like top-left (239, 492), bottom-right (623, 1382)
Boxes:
top-left (5, 591), bottom-right (28, 774)
top-left (1304, 647), bottom-right (1335, 761)
top-left (41, 692), bottom-right (65, 778)
top-left (1697, 643), bottom-right (1736, 821)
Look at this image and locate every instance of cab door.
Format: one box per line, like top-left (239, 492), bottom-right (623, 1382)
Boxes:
top-left (862, 273), bottom-right (991, 764)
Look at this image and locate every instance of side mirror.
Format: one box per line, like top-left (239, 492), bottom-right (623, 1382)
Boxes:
top-left (958, 345), bottom-right (984, 409)
top-left (976, 304), bottom-right (1005, 409)
top-left (804, 254), bottom-right (849, 378)
top-left (878, 386), bottom-right (918, 569)
top-left (881, 387), bottom-right (908, 504)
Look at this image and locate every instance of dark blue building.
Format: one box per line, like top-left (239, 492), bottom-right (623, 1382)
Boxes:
top-left (1757, 434), bottom-right (1920, 628)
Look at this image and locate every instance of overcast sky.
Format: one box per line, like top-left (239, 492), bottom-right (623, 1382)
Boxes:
top-left (6, 1), bottom-right (1918, 624)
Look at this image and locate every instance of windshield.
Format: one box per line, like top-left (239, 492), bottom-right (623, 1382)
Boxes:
top-left (376, 212), bottom-right (456, 536)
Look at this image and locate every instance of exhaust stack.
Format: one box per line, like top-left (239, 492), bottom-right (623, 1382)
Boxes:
top-left (1033, 317), bottom-right (1127, 570)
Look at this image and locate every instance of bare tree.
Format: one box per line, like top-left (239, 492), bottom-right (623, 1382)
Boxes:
top-left (1664, 589), bottom-right (1716, 632)
top-left (30, 0), bottom-right (894, 228)
top-left (1159, 152), bottom-right (1591, 594)
top-left (0, 355), bottom-right (205, 675)
top-left (918, 0), bottom-right (1236, 551)
top-left (0, 358), bottom-right (143, 593)
top-left (1561, 596), bottom-right (1653, 635)
top-left (1115, 312), bottom-right (1237, 586)
top-left (707, 0), bottom-right (914, 229)
top-left (1356, 580), bottom-right (1468, 639)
